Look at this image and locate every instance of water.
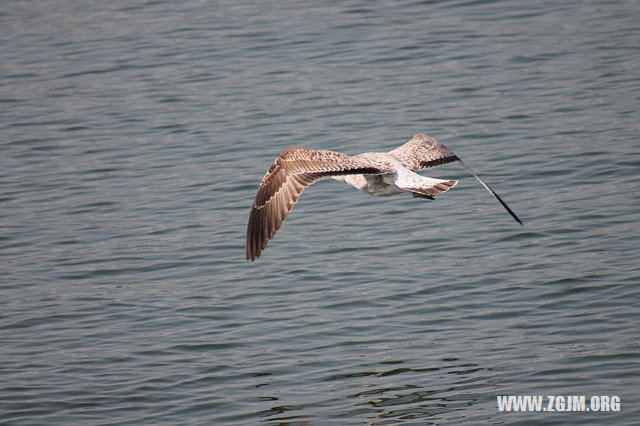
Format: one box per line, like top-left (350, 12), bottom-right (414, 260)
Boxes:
top-left (1, 0), bottom-right (639, 424)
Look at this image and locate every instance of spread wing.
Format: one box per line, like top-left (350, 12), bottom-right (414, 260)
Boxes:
top-left (390, 134), bottom-right (523, 226)
top-left (388, 133), bottom-right (460, 171)
top-left (246, 148), bottom-right (382, 261)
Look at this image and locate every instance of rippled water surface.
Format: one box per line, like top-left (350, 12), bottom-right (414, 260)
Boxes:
top-left (2, 0), bottom-right (639, 424)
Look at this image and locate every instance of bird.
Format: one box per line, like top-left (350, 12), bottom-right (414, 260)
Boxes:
top-left (246, 133), bottom-right (523, 261)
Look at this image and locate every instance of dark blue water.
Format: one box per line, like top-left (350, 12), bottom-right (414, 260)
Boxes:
top-left (2, 0), bottom-right (639, 424)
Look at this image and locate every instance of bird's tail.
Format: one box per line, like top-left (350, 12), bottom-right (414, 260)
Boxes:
top-left (408, 177), bottom-right (458, 199)
top-left (394, 169), bottom-right (458, 199)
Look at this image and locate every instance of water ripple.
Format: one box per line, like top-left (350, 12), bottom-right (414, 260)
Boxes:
top-left (1, 0), bottom-right (639, 424)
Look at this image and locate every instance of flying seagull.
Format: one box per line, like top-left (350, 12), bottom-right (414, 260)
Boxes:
top-left (246, 134), bottom-right (523, 261)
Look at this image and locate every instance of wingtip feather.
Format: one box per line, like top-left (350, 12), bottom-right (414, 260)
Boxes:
top-left (458, 160), bottom-right (524, 226)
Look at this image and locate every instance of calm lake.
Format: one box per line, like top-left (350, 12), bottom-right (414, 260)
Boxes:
top-left (1, 0), bottom-right (639, 424)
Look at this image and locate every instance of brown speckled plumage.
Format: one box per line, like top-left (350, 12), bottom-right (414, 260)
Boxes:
top-left (388, 133), bottom-right (460, 170)
top-left (246, 134), bottom-right (522, 261)
top-left (247, 148), bottom-right (384, 261)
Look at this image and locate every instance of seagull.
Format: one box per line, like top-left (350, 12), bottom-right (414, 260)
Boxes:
top-left (246, 134), bottom-right (523, 261)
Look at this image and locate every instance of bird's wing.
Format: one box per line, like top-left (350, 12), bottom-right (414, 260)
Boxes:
top-left (387, 133), bottom-right (460, 171)
top-left (390, 134), bottom-right (523, 225)
top-left (246, 148), bottom-right (383, 261)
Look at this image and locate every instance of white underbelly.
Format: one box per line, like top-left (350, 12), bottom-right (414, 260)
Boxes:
top-left (334, 174), bottom-right (403, 196)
